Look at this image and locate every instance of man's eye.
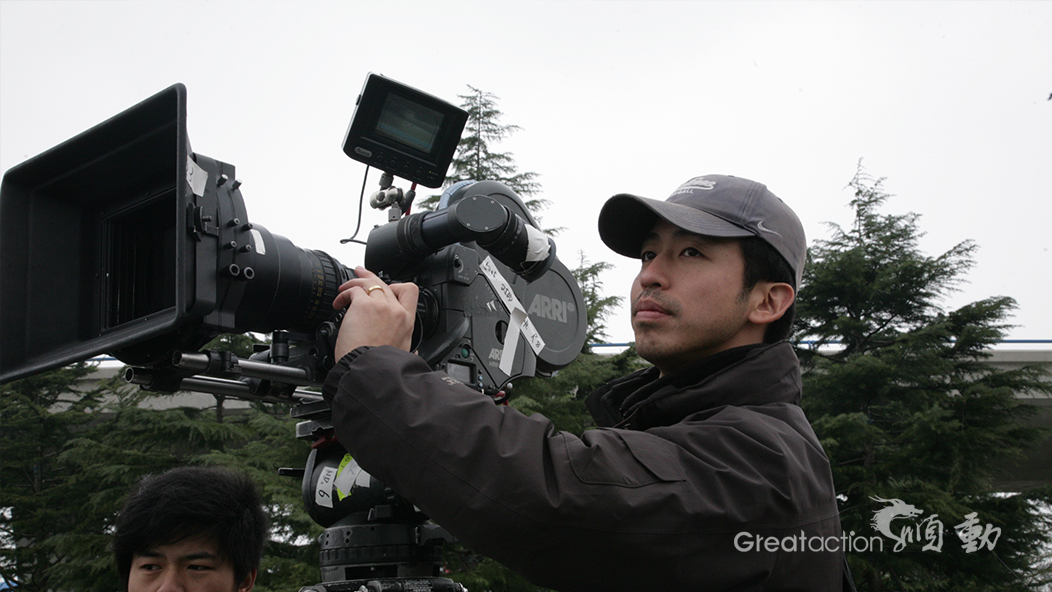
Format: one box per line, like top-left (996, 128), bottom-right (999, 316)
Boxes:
top-left (188, 564), bottom-right (214, 571)
top-left (640, 251), bottom-right (655, 261)
top-left (682, 247), bottom-right (702, 257)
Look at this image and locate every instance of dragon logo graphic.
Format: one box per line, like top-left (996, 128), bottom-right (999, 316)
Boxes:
top-left (871, 497), bottom-right (925, 552)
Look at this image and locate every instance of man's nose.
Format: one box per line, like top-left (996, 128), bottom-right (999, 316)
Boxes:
top-left (154, 569), bottom-right (186, 592)
top-left (638, 253), bottom-right (671, 289)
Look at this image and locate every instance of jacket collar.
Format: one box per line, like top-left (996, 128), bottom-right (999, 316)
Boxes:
top-left (585, 342), bottom-right (802, 430)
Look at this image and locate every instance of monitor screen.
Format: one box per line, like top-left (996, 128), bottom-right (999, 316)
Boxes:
top-left (373, 94), bottom-right (446, 156)
top-left (342, 73), bottom-right (468, 188)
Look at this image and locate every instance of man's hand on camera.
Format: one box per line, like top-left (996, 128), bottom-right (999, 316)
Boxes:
top-left (332, 267), bottom-right (419, 360)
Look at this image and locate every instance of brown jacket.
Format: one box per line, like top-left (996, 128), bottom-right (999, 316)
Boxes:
top-left (325, 342), bottom-right (847, 591)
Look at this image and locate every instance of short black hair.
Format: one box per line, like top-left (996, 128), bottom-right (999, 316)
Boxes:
top-left (739, 236), bottom-right (796, 343)
top-left (112, 466), bottom-right (267, 588)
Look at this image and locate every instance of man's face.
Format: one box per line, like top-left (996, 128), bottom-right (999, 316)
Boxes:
top-left (631, 219), bottom-right (761, 375)
top-left (127, 533), bottom-right (255, 592)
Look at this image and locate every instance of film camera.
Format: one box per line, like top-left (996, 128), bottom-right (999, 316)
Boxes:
top-left (0, 74), bottom-right (587, 591)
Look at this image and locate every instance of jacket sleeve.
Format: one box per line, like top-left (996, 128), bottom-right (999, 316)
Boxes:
top-left (324, 346), bottom-right (840, 591)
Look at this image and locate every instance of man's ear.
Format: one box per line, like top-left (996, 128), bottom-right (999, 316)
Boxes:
top-left (747, 282), bottom-right (795, 326)
top-left (237, 568), bottom-right (257, 592)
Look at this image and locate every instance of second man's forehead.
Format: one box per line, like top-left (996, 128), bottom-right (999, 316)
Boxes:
top-left (135, 549), bottom-right (222, 561)
top-left (641, 223), bottom-right (738, 247)
top-left (134, 531), bottom-right (228, 563)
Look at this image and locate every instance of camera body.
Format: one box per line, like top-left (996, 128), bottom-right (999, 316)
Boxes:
top-left (0, 79), bottom-right (586, 399)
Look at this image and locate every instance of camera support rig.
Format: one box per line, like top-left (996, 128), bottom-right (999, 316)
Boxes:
top-left (370, 171), bottom-right (416, 222)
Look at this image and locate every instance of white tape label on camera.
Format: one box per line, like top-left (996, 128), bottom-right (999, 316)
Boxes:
top-left (249, 228), bottom-right (266, 255)
top-left (479, 256), bottom-right (545, 374)
top-left (524, 225), bottom-right (551, 262)
top-left (334, 455), bottom-right (371, 501)
top-left (314, 466), bottom-right (338, 508)
top-left (186, 155), bottom-right (208, 197)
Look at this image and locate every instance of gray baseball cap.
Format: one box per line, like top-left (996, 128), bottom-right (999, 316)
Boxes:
top-left (598, 175), bottom-right (806, 287)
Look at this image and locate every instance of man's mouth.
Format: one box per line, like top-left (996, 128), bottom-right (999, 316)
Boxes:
top-left (633, 297), bottom-right (673, 321)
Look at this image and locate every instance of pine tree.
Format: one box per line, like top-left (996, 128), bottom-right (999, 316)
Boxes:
top-left (0, 362), bottom-right (102, 591)
top-left (795, 166), bottom-right (1052, 590)
top-left (447, 86), bottom-right (541, 200)
top-left (0, 367), bottom-right (320, 592)
top-left (573, 252), bottom-right (623, 351)
top-left (196, 405), bottom-right (322, 592)
top-left (417, 85), bottom-right (547, 222)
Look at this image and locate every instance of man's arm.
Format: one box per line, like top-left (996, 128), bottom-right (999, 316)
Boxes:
top-left (324, 346), bottom-right (846, 590)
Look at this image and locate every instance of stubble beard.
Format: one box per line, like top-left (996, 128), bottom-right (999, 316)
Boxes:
top-left (632, 289), bottom-right (681, 365)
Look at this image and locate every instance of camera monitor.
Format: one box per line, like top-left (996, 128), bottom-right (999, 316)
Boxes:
top-left (342, 73), bottom-right (467, 188)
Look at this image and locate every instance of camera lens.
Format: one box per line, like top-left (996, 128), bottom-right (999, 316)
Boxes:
top-left (233, 225), bottom-right (351, 334)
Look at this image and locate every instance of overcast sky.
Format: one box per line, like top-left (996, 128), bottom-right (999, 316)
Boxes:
top-left (1, 0), bottom-right (1049, 349)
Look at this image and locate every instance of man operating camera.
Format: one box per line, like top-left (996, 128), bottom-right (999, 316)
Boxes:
top-left (323, 175), bottom-right (851, 590)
